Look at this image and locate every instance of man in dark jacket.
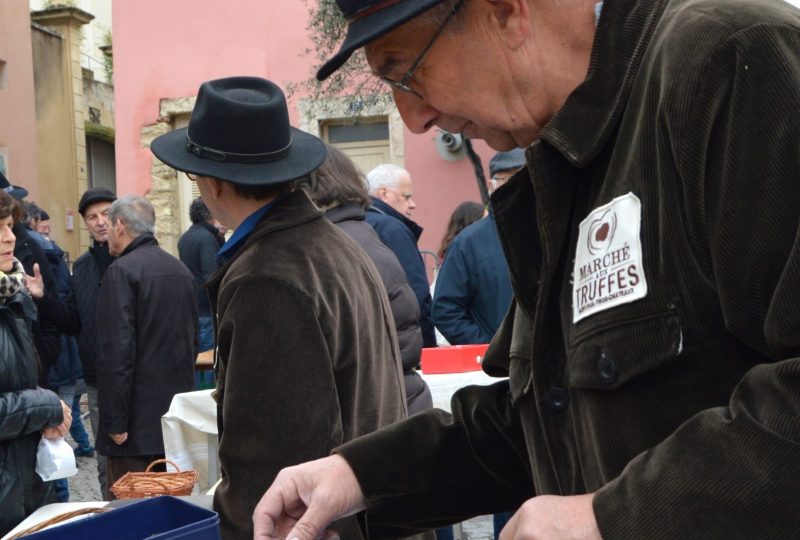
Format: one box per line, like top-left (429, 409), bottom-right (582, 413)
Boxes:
top-left (71, 187), bottom-right (116, 496)
top-left (151, 76), bottom-right (407, 540)
top-left (254, 0), bottom-right (800, 539)
top-left (96, 195), bottom-right (197, 499)
top-left (431, 150), bottom-right (521, 345)
top-left (365, 164), bottom-right (436, 348)
top-left (178, 197), bottom-right (222, 355)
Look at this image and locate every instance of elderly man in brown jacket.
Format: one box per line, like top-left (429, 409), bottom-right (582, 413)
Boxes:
top-left (252, 0), bottom-right (800, 539)
top-left (151, 76), bottom-right (407, 539)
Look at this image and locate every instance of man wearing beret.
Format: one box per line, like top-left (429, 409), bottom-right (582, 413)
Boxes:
top-left (72, 187), bottom-right (117, 498)
top-left (254, 0), bottom-right (800, 538)
top-left (151, 76), bottom-right (407, 539)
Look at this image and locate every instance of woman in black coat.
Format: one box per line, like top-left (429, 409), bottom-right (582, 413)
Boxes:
top-left (0, 191), bottom-right (70, 535)
top-left (305, 145), bottom-right (433, 415)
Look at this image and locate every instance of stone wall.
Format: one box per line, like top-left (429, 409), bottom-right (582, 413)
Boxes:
top-left (139, 96), bottom-right (196, 257)
top-left (30, 7), bottom-right (93, 262)
top-left (140, 120), bottom-right (178, 256)
top-left (83, 69), bottom-right (114, 130)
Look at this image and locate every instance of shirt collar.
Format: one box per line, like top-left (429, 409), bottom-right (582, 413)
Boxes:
top-left (217, 200), bottom-right (277, 260)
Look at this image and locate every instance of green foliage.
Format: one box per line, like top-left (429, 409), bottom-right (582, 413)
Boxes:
top-left (101, 29), bottom-right (113, 83)
top-left (287, 0), bottom-right (391, 118)
top-left (85, 121), bottom-right (115, 142)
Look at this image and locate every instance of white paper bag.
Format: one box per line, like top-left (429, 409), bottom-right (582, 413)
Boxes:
top-left (35, 437), bottom-right (78, 481)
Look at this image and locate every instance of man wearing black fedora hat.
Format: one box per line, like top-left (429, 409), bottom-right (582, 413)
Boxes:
top-left (253, 0), bottom-right (800, 539)
top-left (151, 76), bottom-right (407, 539)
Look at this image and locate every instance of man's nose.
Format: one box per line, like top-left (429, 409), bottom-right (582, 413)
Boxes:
top-left (393, 90), bottom-right (439, 134)
top-left (408, 198), bottom-right (416, 210)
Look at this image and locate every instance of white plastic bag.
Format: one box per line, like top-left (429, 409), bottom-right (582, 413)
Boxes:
top-left (35, 437), bottom-right (78, 481)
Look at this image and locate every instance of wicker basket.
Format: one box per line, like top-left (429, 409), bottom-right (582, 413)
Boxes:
top-left (110, 458), bottom-right (198, 499)
top-left (7, 508), bottom-right (108, 539)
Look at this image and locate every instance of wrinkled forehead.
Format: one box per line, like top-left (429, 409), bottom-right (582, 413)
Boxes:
top-left (85, 201), bottom-right (112, 218)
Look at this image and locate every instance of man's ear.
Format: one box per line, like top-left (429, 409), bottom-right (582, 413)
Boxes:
top-left (485, 0), bottom-right (530, 50)
top-left (208, 177), bottom-right (226, 200)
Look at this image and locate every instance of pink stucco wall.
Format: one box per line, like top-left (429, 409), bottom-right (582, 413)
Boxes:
top-left (0, 0), bottom-right (40, 197)
top-left (113, 1), bottom-right (494, 257)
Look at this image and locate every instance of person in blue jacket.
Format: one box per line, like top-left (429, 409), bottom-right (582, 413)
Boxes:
top-left (365, 164), bottom-right (436, 347)
top-left (432, 150), bottom-right (525, 345)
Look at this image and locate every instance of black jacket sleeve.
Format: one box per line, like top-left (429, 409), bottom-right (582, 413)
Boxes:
top-left (96, 265), bottom-right (137, 435)
top-left (0, 387), bottom-right (63, 441)
top-left (35, 284), bottom-right (81, 336)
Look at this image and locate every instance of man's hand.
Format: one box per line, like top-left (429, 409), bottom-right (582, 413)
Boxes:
top-left (24, 263), bottom-right (44, 299)
top-left (109, 432), bottom-right (128, 445)
top-left (499, 493), bottom-right (601, 540)
top-left (42, 399), bottom-right (72, 439)
top-left (253, 454), bottom-right (366, 540)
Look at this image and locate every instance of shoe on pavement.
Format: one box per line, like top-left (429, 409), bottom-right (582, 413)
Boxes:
top-left (74, 446), bottom-right (95, 457)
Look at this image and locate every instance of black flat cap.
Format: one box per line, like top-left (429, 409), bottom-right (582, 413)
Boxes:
top-left (78, 188), bottom-right (117, 216)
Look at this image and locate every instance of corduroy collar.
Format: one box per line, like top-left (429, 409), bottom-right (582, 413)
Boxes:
top-left (541, 0), bottom-right (669, 168)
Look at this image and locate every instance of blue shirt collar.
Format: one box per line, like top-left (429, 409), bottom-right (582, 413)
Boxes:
top-left (216, 200), bottom-right (277, 261)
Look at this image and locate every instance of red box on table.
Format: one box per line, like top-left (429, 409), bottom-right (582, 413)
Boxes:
top-left (420, 344), bottom-right (489, 374)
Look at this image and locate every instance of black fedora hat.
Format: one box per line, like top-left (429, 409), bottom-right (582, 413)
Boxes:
top-left (0, 170), bottom-right (29, 200)
top-left (317, 0), bottom-right (447, 80)
top-left (151, 77), bottom-right (326, 186)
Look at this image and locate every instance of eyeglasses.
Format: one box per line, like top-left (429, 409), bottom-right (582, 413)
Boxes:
top-left (379, 0), bottom-right (465, 99)
top-left (186, 172), bottom-right (199, 181)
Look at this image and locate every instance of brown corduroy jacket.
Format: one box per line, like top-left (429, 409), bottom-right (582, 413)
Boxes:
top-left (337, 0), bottom-right (800, 538)
top-left (208, 190), bottom-right (407, 539)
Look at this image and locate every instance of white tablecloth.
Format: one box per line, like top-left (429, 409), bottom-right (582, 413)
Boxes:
top-left (159, 372), bottom-right (505, 495)
top-left (420, 370), bottom-right (505, 412)
top-left (161, 390), bottom-right (218, 494)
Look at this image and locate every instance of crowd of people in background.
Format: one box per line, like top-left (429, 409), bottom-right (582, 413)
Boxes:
top-left (0, 68), bottom-right (513, 538)
top-left (0, 120), bottom-right (517, 540)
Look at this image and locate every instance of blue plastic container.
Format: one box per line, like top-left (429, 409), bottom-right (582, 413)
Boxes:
top-left (24, 496), bottom-right (220, 539)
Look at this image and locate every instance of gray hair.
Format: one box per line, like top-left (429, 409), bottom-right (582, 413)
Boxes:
top-left (22, 201), bottom-right (42, 227)
top-left (414, 0), bottom-right (466, 30)
top-left (109, 195), bottom-right (155, 237)
top-left (366, 164), bottom-right (410, 194)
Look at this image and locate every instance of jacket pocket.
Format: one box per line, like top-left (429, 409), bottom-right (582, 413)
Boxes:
top-left (564, 307), bottom-right (684, 487)
top-left (567, 306), bottom-right (682, 390)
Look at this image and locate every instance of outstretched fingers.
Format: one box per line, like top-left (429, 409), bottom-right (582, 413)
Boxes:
top-left (253, 455), bottom-right (366, 540)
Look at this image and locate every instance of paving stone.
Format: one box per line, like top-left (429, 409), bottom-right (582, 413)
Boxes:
top-left (66, 399), bottom-right (102, 502)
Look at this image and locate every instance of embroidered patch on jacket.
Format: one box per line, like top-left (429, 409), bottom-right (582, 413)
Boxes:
top-left (572, 192), bottom-right (648, 323)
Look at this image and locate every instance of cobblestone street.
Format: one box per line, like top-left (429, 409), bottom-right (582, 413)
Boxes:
top-left (65, 398), bottom-right (101, 503)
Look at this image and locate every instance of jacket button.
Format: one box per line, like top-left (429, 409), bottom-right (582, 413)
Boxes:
top-left (546, 387), bottom-right (569, 412)
top-left (599, 352), bottom-right (617, 385)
